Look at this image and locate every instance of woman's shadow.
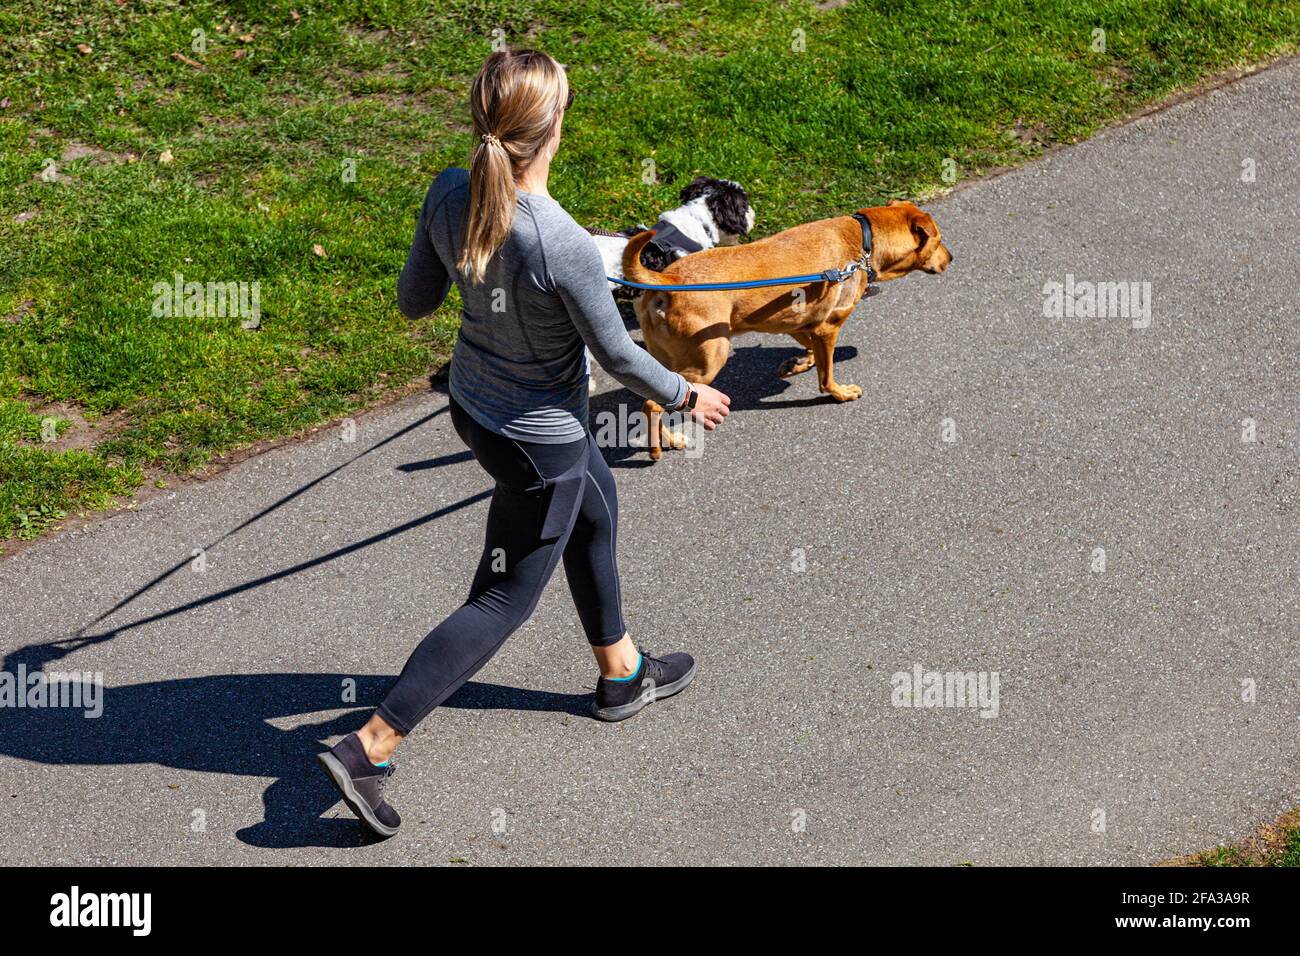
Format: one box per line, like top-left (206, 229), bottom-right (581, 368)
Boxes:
top-left (0, 637), bottom-right (589, 849)
top-left (3, 337), bottom-right (860, 849)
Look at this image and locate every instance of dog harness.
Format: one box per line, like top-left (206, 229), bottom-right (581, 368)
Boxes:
top-left (584, 220), bottom-right (703, 258)
top-left (851, 212), bottom-right (879, 285)
top-left (644, 218), bottom-right (704, 260)
top-left (607, 212), bottom-right (878, 293)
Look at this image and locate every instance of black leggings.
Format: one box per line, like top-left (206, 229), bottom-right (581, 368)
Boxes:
top-left (376, 398), bottom-right (625, 735)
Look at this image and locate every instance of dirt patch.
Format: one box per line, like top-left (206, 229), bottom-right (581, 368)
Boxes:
top-left (30, 166), bottom-right (73, 185)
top-left (4, 299), bottom-right (34, 323)
top-left (1094, 62), bottom-right (1135, 90)
top-left (61, 141), bottom-right (123, 164)
top-left (26, 139), bottom-right (132, 185)
top-left (363, 89), bottom-right (441, 113)
top-left (1011, 119), bottom-right (1050, 147)
top-left (343, 26), bottom-right (393, 44)
top-left (19, 402), bottom-right (130, 453)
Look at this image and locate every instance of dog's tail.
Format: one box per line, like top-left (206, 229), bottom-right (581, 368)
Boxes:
top-left (621, 230), bottom-right (662, 287)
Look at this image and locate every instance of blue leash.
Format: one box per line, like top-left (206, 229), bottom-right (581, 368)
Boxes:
top-left (606, 213), bottom-right (879, 292)
top-left (606, 256), bottom-right (872, 292)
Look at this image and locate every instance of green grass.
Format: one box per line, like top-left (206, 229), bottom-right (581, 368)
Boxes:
top-left (2, 0), bottom-right (1297, 543)
top-left (1176, 809), bottom-right (1300, 867)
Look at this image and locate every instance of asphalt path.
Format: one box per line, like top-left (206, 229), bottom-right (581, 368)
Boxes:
top-left (1, 60), bottom-right (1296, 865)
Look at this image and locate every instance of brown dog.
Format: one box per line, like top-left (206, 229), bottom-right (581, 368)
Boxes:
top-left (624, 200), bottom-right (952, 458)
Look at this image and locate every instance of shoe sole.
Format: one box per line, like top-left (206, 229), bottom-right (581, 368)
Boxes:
top-left (591, 661), bottom-right (697, 722)
top-left (316, 751), bottom-right (400, 838)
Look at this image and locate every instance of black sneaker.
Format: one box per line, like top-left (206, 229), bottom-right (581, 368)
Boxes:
top-left (316, 732), bottom-right (401, 838)
top-left (591, 650), bottom-right (697, 721)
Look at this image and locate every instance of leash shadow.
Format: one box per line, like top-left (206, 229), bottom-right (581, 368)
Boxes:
top-left (397, 449), bottom-right (475, 472)
top-left (75, 384), bottom-right (454, 642)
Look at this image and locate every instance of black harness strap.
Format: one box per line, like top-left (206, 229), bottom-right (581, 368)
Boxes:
top-left (646, 218), bottom-right (704, 259)
top-left (851, 212), bottom-right (879, 285)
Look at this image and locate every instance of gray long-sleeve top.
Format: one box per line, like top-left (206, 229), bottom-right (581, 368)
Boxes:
top-left (397, 167), bottom-right (687, 443)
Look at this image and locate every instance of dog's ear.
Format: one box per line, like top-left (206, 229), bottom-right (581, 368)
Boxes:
top-left (678, 176), bottom-right (711, 204)
top-left (707, 182), bottom-right (754, 237)
top-left (639, 242), bottom-right (673, 273)
top-left (911, 213), bottom-right (938, 245)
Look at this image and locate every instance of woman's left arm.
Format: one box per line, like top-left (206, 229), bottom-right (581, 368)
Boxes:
top-left (551, 232), bottom-right (687, 410)
top-left (397, 185), bottom-right (452, 319)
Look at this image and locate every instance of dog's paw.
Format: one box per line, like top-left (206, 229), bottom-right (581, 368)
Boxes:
top-left (663, 429), bottom-right (688, 451)
top-left (826, 383), bottom-right (863, 402)
top-left (777, 354), bottom-right (815, 377)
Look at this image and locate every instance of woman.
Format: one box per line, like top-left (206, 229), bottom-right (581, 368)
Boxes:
top-left (317, 49), bottom-right (731, 837)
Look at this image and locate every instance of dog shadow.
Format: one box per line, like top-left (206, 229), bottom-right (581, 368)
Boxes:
top-left (397, 328), bottom-right (857, 472)
top-left (592, 340), bottom-right (860, 467)
top-left (0, 638), bottom-right (590, 850)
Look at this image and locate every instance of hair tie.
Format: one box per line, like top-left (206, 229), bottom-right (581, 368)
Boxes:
top-left (481, 132), bottom-right (501, 148)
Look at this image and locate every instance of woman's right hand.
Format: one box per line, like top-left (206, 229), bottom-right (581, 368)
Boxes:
top-left (687, 382), bottom-right (730, 430)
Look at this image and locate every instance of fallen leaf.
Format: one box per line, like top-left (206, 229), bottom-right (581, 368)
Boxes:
top-left (233, 49), bottom-right (247, 59)
top-left (159, 149), bottom-right (174, 164)
top-left (312, 243), bottom-right (327, 258)
top-left (290, 10), bottom-right (301, 22)
top-left (0, 98), bottom-right (10, 109)
top-left (76, 43), bottom-right (93, 55)
top-left (239, 33), bottom-right (256, 42)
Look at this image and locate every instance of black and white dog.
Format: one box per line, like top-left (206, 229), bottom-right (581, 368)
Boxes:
top-left (589, 177), bottom-right (755, 298)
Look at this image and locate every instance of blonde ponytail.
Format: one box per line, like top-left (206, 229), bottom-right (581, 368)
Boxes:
top-left (458, 50), bottom-right (568, 285)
